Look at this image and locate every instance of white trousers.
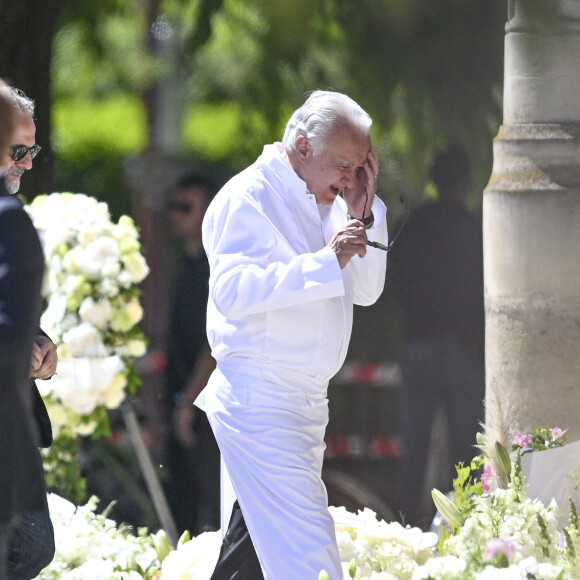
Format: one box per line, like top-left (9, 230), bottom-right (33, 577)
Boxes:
top-left (198, 365), bottom-right (343, 580)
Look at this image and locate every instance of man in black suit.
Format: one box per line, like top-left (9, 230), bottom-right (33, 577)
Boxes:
top-left (0, 82), bottom-right (56, 579)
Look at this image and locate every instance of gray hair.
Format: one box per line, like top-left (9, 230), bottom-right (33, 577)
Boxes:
top-left (282, 90), bottom-right (372, 155)
top-left (0, 80), bottom-right (17, 159)
top-left (5, 86), bottom-right (35, 118)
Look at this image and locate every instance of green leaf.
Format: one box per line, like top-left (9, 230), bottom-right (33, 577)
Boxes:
top-left (432, 488), bottom-right (464, 530)
top-left (495, 441), bottom-right (512, 482)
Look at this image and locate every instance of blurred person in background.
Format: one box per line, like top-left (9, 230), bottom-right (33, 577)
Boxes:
top-left (0, 80), bottom-right (55, 580)
top-left (391, 144), bottom-right (485, 529)
top-left (163, 173), bottom-right (221, 536)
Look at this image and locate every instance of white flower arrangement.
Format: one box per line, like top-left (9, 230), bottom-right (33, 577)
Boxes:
top-left (149, 507), bottom-right (438, 580)
top-left (42, 437), bottom-right (580, 580)
top-left (38, 493), bottom-right (158, 580)
top-left (331, 505), bottom-right (438, 579)
top-left (25, 192), bottom-right (149, 439)
top-left (426, 433), bottom-right (580, 580)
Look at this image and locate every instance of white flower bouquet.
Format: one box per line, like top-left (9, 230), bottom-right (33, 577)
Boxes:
top-left (146, 506), bottom-right (438, 580)
top-left (38, 493), bottom-right (158, 580)
top-left (426, 430), bottom-right (580, 579)
top-left (25, 192), bottom-right (149, 440)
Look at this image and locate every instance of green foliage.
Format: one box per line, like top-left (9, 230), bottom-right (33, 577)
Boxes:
top-left (42, 434), bottom-right (87, 504)
top-left (52, 95), bottom-right (145, 218)
top-left (49, 0), bottom-right (505, 213)
top-left (53, 96), bottom-right (146, 154)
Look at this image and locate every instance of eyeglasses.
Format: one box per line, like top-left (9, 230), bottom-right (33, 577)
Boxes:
top-left (363, 189), bottom-right (410, 252)
top-left (168, 201), bottom-right (193, 213)
top-left (11, 144), bottom-right (42, 162)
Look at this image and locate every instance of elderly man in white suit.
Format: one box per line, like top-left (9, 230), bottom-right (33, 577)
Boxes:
top-left (196, 90), bottom-right (388, 580)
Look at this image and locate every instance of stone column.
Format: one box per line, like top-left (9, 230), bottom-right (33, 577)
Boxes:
top-left (484, 0), bottom-right (580, 440)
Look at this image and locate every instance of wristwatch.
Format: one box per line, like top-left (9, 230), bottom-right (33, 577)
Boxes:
top-left (348, 210), bottom-right (374, 228)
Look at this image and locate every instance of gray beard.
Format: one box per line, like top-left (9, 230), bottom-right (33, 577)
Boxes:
top-left (5, 176), bottom-right (20, 194)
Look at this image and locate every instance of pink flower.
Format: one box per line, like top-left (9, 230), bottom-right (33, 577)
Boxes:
top-left (552, 427), bottom-right (563, 440)
top-left (513, 432), bottom-right (532, 449)
top-left (481, 463), bottom-right (493, 494)
top-left (483, 537), bottom-right (519, 560)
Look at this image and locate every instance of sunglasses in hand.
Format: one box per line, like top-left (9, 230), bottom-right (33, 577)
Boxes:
top-left (360, 189), bottom-right (409, 252)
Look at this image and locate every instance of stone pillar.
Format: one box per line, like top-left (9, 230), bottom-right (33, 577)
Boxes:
top-left (484, 0), bottom-right (580, 440)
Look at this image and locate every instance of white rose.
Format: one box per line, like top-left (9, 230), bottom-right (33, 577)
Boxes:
top-left (111, 299), bottom-right (143, 333)
top-left (62, 323), bottom-right (107, 358)
top-left (62, 246), bottom-right (84, 274)
top-left (101, 261), bottom-right (121, 278)
top-left (104, 373), bottom-right (127, 409)
top-left (118, 270), bottom-right (135, 289)
top-left (125, 339), bottom-right (147, 357)
top-left (80, 237), bottom-right (120, 280)
top-left (126, 299), bottom-right (144, 325)
top-left (100, 278), bottom-right (120, 298)
top-left (60, 387), bottom-right (102, 415)
top-left (114, 215), bottom-right (139, 241)
top-left (43, 225), bottom-right (72, 258)
top-left (78, 227), bottom-right (99, 246)
top-left (118, 236), bottom-right (140, 254)
top-left (122, 252), bottom-right (149, 284)
top-left (79, 297), bottom-right (112, 330)
top-left (73, 420), bottom-right (98, 436)
top-left (46, 269), bottom-right (62, 294)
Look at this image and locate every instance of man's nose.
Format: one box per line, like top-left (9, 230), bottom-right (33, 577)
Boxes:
top-left (341, 170), bottom-right (357, 188)
top-left (16, 153), bottom-right (33, 170)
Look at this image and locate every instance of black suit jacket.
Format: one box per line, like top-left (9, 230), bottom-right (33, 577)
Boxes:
top-left (0, 177), bottom-right (49, 521)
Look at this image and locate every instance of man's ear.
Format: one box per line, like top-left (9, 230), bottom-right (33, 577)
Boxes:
top-left (295, 135), bottom-right (310, 163)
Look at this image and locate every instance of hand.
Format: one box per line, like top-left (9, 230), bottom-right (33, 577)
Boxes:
top-left (328, 220), bottom-right (368, 269)
top-left (30, 335), bottom-right (58, 379)
top-left (173, 404), bottom-right (197, 447)
top-left (343, 146), bottom-right (380, 220)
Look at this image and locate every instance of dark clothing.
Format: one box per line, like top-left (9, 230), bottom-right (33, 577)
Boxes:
top-left (391, 200), bottom-right (485, 527)
top-left (210, 501), bottom-right (264, 580)
top-left (165, 253), bottom-right (211, 400)
top-left (0, 178), bottom-right (55, 578)
top-left (6, 509), bottom-right (55, 580)
top-left (392, 200), bottom-right (484, 351)
top-left (164, 252), bottom-right (220, 535)
top-left (32, 379), bottom-right (53, 448)
top-left (0, 181), bottom-right (47, 521)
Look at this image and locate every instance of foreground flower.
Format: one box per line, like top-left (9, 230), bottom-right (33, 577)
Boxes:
top-left (483, 537), bottom-right (519, 561)
top-left (38, 494), bottom-right (157, 580)
top-left (318, 506), bottom-right (438, 579)
top-left (150, 506), bottom-right (438, 580)
top-left (481, 463), bottom-right (493, 494)
top-left (425, 436), bottom-right (580, 579)
top-left (513, 432), bottom-right (532, 450)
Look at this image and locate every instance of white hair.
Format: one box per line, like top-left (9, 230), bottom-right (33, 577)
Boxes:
top-left (282, 90), bottom-right (372, 155)
top-left (5, 86), bottom-right (35, 118)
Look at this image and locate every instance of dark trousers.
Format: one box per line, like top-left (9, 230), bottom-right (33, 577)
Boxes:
top-left (210, 501), bottom-right (264, 580)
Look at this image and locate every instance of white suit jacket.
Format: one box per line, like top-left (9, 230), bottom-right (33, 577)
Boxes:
top-left (198, 143), bottom-right (388, 399)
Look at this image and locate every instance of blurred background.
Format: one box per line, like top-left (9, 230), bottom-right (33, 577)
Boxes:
top-left (0, 0), bottom-right (506, 532)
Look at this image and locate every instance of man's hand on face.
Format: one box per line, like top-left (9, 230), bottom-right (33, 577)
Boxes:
top-left (30, 335), bottom-right (58, 380)
top-left (328, 220), bottom-right (368, 269)
top-left (342, 146), bottom-right (380, 220)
